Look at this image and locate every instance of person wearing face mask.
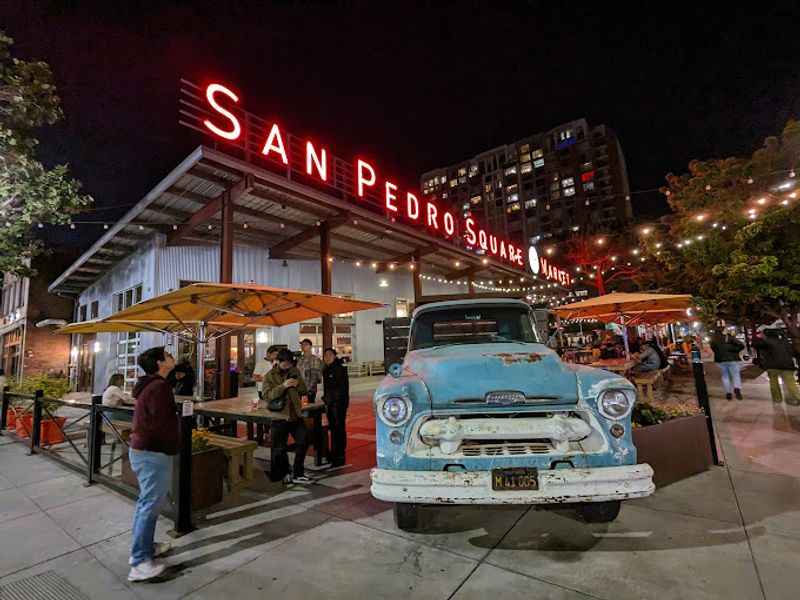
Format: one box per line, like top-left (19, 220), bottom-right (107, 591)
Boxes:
top-left (263, 348), bottom-right (311, 484)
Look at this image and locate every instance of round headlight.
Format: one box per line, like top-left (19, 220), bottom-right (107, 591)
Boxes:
top-left (598, 389), bottom-right (632, 420)
top-left (380, 396), bottom-right (411, 426)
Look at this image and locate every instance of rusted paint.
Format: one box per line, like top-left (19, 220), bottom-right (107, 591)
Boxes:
top-left (484, 351), bottom-right (543, 365)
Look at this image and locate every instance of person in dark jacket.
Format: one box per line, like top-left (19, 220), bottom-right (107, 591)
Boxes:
top-left (322, 347), bottom-right (350, 468)
top-left (167, 356), bottom-right (195, 397)
top-left (127, 347), bottom-right (177, 582)
top-left (754, 328), bottom-right (799, 405)
top-left (263, 348), bottom-right (312, 484)
top-left (710, 331), bottom-right (745, 400)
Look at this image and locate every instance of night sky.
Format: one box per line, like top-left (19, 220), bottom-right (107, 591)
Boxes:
top-left (4, 2), bottom-right (800, 249)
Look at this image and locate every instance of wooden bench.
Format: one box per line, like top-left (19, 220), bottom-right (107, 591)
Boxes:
top-left (205, 433), bottom-right (258, 493)
top-left (368, 361), bottom-right (385, 376)
top-left (633, 366), bottom-right (671, 402)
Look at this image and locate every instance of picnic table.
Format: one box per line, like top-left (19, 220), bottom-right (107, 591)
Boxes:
top-left (588, 358), bottom-right (636, 375)
top-left (194, 397), bottom-right (329, 467)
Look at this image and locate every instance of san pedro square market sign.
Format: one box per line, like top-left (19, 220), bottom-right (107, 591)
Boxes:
top-left (180, 80), bottom-right (572, 285)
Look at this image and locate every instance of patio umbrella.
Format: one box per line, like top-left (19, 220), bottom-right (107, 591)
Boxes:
top-left (554, 292), bottom-right (693, 358)
top-left (59, 283), bottom-right (384, 399)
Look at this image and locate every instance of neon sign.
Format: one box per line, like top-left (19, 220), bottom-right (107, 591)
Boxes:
top-left (528, 245), bottom-right (572, 286)
top-left (190, 81), bottom-right (570, 274)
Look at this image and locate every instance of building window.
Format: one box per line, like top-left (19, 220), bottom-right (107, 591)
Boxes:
top-left (524, 198), bottom-right (537, 209)
top-left (532, 149), bottom-right (544, 159)
top-left (458, 176), bottom-right (466, 184)
top-left (520, 163), bottom-right (533, 174)
top-left (507, 193), bottom-right (519, 203)
top-left (506, 184), bottom-right (518, 193)
top-left (449, 179), bottom-right (457, 188)
top-left (79, 305), bottom-right (87, 322)
top-left (561, 177), bottom-right (574, 188)
top-left (583, 181), bottom-right (595, 192)
top-left (117, 332), bottom-right (140, 392)
top-left (551, 190), bottom-right (561, 200)
top-left (90, 301), bottom-right (99, 320)
top-left (533, 158), bottom-right (545, 169)
top-left (519, 144), bottom-right (530, 154)
top-left (470, 195), bottom-right (482, 205)
top-left (504, 166), bottom-right (517, 176)
top-left (113, 284), bottom-right (142, 313)
top-left (550, 182), bottom-right (559, 191)
top-left (564, 187), bottom-right (576, 197)
top-left (468, 164), bottom-right (479, 177)
top-left (519, 153), bottom-right (531, 163)
top-left (395, 298), bottom-right (409, 318)
top-left (506, 202), bottom-right (521, 213)
top-left (457, 167), bottom-right (467, 177)
top-left (581, 161), bottom-right (593, 171)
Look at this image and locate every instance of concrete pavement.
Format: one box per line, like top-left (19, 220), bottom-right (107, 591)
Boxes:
top-left (0, 368), bottom-right (798, 599)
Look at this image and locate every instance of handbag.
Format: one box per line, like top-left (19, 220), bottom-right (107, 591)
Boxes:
top-left (268, 395), bottom-right (286, 412)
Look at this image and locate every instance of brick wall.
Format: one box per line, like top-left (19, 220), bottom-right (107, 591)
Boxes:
top-left (22, 323), bottom-right (71, 376)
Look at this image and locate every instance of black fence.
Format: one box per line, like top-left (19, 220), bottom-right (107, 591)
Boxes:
top-left (0, 387), bottom-right (195, 535)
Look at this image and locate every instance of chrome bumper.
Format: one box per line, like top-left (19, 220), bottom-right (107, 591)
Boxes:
top-left (371, 464), bottom-right (655, 505)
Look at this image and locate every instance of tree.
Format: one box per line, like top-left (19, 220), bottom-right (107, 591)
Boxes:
top-left (0, 31), bottom-right (91, 277)
top-left (565, 232), bottom-right (645, 295)
top-left (641, 120), bottom-right (800, 350)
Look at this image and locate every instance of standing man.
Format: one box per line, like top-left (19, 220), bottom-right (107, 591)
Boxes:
top-left (253, 345), bottom-right (280, 400)
top-left (322, 347), bottom-right (349, 468)
top-left (710, 330), bottom-right (744, 400)
top-left (754, 328), bottom-right (800, 405)
top-left (297, 338), bottom-right (323, 403)
top-left (264, 348), bottom-right (312, 484)
top-left (127, 347), bottom-right (178, 582)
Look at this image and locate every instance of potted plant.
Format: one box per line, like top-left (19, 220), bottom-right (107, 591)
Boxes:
top-left (632, 400), bottom-right (713, 487)
top-left (9, 376), bottom-right (70, 444)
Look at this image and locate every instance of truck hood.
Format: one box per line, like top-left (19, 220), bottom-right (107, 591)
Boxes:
top-left (404, 342), bottom-right (579, 407)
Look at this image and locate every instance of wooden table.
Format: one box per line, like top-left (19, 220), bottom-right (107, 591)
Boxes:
top-left (194, 397), bottom-right (329, 467)
top-left (589, 359), bottom-right (636, 375)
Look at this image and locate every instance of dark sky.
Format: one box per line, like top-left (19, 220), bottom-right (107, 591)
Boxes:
top-left (4, 1), bottom-right (800, 249)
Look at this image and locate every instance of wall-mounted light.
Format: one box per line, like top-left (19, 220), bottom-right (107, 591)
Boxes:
top-left (379, 279), bottom-right (389, 288)
top-left (256, 331), bottom-right (268, 344)
top-left (93, 341), bottom-right (101, 353)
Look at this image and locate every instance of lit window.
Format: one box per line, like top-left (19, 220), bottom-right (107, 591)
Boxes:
top-left (561, 177), bottom-right (574, 188)
top-left (564, 187), bottom-right (576, 197)
top-left (458, 176), bottom-right (466, 184)
top-left (581, 161), bottom-right (593, 171)
top-left (520, 162), bottom-right (533, 174)
top-left (583, 181), bottom-right (595, 191)
top-left (442, 192), bottom-right (448, 198)
top-left (450, 179), bottom-right (458, 188)
top-left (532, 149), bottom-right (544, 159)
top-left (458, 167), bottom-right (467, 177)
top-left (504, 166), bottom-right (517, 176)
top-left (462, 202), bottom-right (470, 210)
top-left (519, 144), bottom-right (530, 154)
top-left (484, 183), bottom-right (492, 193)
top-left (469, 164), bottom-right (479, 177)
top-left (507, 202), bottom-right (521, 213)
top-left (519, 153), bottom-right (531, 163)
top-left (559, 129), bottom-right (573, 141)
top-left (470, 195), bottom-right (482, 205)
top-left (507, 193), bottom-right (519, 203)
top-left (581, 171), bottom-right (594, 182)
top-left (533, 158), bottom-right (544, 168)
top-left (506, 184), bottom-right (518, 193)
top-left (525, 198), bottom-right (537, 209)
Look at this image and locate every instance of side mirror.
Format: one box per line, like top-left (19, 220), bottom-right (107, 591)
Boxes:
top-left (388, 363), bottom-right (403, 378)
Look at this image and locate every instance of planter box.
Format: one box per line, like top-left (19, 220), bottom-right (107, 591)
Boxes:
top-left (13, 414), bottom-right (67, 445)
top-left (5, 408), bottom-right (17, 429)
top-left (633, 414), bottom-right (713, 487)
top-left (122, 447), bottom-right (225, 511)
top-left (15, 414), bottom-right (33, 438)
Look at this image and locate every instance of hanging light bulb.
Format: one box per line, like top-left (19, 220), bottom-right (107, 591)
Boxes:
top-left (172, 224), bottom-right (178, 231)
top-left (705, 184), bottom-right (711, 191)
top-left (371, 262), bottom-right (378, 269)
top-left (37, 223), bottom-right (44, 229)
top-left (355, 260), bottom-right (362, 267)
top-left (69, 223), bottom-right (76, 230)
top-left (747, 177), bottom-right (754, 184)
top-left (243, 222), bottom-right (249, 229)
top-left (103, 224), bottom-right (109, 230)
top-left (791, 170), bottom-right (796, 178)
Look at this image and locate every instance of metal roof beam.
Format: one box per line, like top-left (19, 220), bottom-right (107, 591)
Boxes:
top-left (269, 212), bottom-right (350, 259)
top-left (375, 244), bottom-right (440, 273)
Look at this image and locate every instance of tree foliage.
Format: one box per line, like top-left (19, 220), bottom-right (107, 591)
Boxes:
top-left (0, 31), bottom-right (91, 276)
top-left (641, 120), bottom-right (800, 347)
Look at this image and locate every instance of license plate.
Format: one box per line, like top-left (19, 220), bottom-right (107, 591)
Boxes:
top-left (491, 467), bottom-right (539, 491)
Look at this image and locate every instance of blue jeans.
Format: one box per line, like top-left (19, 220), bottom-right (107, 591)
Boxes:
top-left (718, 361), bottom-right (742, 394)
top-left (129, 449), bottom-right (172, 566)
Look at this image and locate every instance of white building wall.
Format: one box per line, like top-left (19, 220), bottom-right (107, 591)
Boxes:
top-left (76, 237), bottom-right (457, 392)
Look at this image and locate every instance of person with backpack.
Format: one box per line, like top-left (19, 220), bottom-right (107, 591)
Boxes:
top-left (263, 348), bottom-right (312, 484)
top-left (754, 327), bottom-right (800, 405)
top-left (710, 331), bottom-right (745, 400)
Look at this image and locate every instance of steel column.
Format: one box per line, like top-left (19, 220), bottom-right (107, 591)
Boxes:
top-left (217, 190), bottom-right (234, 398)
top-left (320, 221), bottom-right (333, 350)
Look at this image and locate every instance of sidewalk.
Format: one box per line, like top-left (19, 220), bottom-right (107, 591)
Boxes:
top-left (0, 368), bottom-right (798, 599)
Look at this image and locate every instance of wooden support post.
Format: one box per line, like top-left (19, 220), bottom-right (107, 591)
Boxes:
top-left (217, 190), bottom-right (235, 398)
top-left (412, 250), bottom-right (422, 306)
top-left (320, 221), bottom-right (333, 351)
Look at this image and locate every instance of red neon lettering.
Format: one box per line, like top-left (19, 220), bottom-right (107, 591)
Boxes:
top-left (540, 257), bottom-right (548, 275)
top-left (443, 212), bottom-right (455, 236)
top-left (305, 141), bottom-right (327, 180)
top-left (406, 192), bottom-right (420, 221)
top-left (385, 181), bottom-right (399, 213)
top-left (262, 123), bottom-right (288, 164)
top-left (464, 217), bottom-right (477, 246)
top-left (478, 229), bottom-right (488, 251)
top-left (489, 235), bottom-right (498, 255)
top-left (356, 159), bottom-right (376, 198)
top-left (500, 240), bottom-right (507, 259)
top-left (203, 83), bottom-right (241, 141)
top-left (426, 202), bottom-right (439, 230)
top-left (517, 248), bottom-right (524, 266)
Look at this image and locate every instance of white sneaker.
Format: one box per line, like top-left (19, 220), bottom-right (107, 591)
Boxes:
top-left (291, 475), bottom-right (313, 485)
top-left (127, 560), bottom-right (165, 582)
top-left (129, 541), bottom-right (172, 565)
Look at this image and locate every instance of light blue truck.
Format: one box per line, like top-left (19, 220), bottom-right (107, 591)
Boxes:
top-left (371, 298), bottom-right (654, 530)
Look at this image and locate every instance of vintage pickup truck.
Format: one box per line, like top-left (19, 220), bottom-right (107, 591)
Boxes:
top-left (370, 298), bottom-right (654, 530)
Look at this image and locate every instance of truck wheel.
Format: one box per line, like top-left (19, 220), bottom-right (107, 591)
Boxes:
top-left (577, 501), bottom-right (621, 523)
top-left (393, 503), bottom-right (422, 531)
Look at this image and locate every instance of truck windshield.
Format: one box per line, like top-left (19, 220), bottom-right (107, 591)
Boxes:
top-left (409, 306), bottom-right (540, 350)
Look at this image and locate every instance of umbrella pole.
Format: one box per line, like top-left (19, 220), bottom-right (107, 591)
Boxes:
top-left (195, 322), bottom-right (206, 402)
top-left (620, 314), bottom-right (630, 360)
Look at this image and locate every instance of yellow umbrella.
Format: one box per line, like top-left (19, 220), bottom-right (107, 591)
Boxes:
top-left (554, 292), bottom-right (693, 358)
top-left (59, 283), bottom-right (384, 398)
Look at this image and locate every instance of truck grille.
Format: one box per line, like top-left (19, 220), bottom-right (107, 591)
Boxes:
top-left (461, 440), bottom-right (552, 456)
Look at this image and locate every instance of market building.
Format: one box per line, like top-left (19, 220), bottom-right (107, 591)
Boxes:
top-left (420, 118), bottom-right (633, 246)
top-left (49, 79), bottom-right (573, 394)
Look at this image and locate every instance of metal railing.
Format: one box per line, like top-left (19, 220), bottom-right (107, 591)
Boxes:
top-left (0, 387), bottom-right (195, 535)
